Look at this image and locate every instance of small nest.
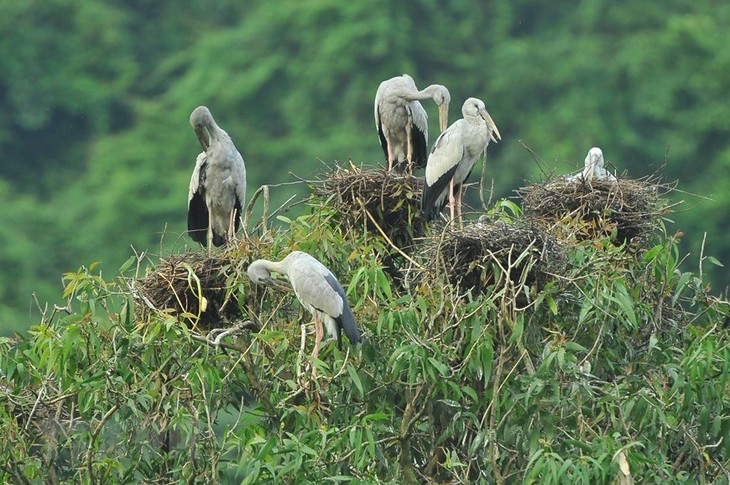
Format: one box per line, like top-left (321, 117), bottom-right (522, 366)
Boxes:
top-left (136, 252), bottom-right (241, 330)
top-left (516, 177), bottom-right (666, 244)
top-left (422, 220), bottom-right (566, 294)
top-left (311, 163), bottom-right (426, 249)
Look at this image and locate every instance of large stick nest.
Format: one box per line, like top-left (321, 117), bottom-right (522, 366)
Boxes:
top-left (421, 219), bottom-right (566, 294)
top-left (311, 163), bottom-right (426, 248)
top-left (516, 177), bottom-right (667, 244)
top-left (135, 252), bottom-right (242, 330)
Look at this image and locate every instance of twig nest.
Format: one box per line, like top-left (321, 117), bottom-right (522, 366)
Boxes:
top-left (135, 252), bottom-right (242, 330)
top-left (421, 219), bottom-right (565, 294)
top-left (311, 163), bottom-right (426, 248)
top-left (516, 176), bottom-right (667, 244)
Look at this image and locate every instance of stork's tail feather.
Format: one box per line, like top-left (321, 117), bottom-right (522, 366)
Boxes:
top-left (336, 304), bottom-right (361, 348)
top-left (212, 233), bottom-right (226, 247)
top-left (421, 184), bottom-right (443, 221)
top-left (421, 165), bottom-right (457, 221)
top-left (188, 228), bottom-right (208, 246)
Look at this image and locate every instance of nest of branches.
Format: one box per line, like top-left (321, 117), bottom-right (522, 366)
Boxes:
top-left (3, 378), bottom-right (76, 447)
top-left (311, 163), bottom-right (426, 249)
top-left (516, 177), bottom-right (666, 244)
top-left (421, 219), bottom-right (566, 294)
top-left (135, 251), bottom-right (242, 330)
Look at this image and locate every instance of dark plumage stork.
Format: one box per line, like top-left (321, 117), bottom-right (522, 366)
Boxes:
top-left (247, 251), bottom-right (361, 358)
top-left (374, 74), bottom-right (450, 172)
top-left (187, 106), bottom-right (247, 250)
top-left (422, 97), bottom-right (501, 228)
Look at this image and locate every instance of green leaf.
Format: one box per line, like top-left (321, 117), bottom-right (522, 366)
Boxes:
top-left (427, 356), bottom-right (449, 377)
top-left (546, 295), bottom-right (558, 316)
top-left (698, 407), bottom-right (711, 444)
top-left (565, 341), bottom-right (589, 353)
top-left (257, 437), bottom-right (277, 460)
top-left (376, 269), bottom-right (392, 300)
top-left (240, 461), bottom-right (261, 485)
top-left (672, 271), bottom-right (692, 306)
top-left (363, 413), bottom-right (389, 423)
top-left (611, 285), bottom-right (638, 328)
top-left (642, 244), bottom-right (663, 262)
top-left (118, 255), bottom-right (136, 274)
top-left (508, 316), bottom-right (524, 345)
top-left (347, 365), bottom-right (364, 399)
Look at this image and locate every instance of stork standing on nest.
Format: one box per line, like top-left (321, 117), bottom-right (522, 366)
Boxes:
top-left (247, 251), bottom-right (361, 359)
top-left (374, 74), bottom-right (450, 172)
top-left (187, 106), bottom-right (247, 252)
top-left (422, 97), bottom-right (501, 228)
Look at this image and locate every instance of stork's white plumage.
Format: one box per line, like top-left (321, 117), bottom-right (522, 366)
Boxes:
top-left (580, 147), bottom-right (616, 182)
top-left (565, 147), bottom-right (616, 182)
top-left (247, 251), bottom-right (361, 359)
top-left (187, 106), bottom-right (247, 251)
top-left (422, 97), bottom-right (501, 227)
top-left (374, 74), bottom-right (450, 172)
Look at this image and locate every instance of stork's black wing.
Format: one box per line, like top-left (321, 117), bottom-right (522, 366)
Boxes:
top-left (411, 123), bottom-right (428, 169)
top-left (323, 273), bottom-right (361, 348)
top-left (187, 154), bottom-right (209, 246)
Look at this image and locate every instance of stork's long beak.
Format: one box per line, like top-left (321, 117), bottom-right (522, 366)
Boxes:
top-left (480, 109), bottom-right (501, 143)
top-left (438, 103), bottom-right (449, 133)
top-left (267, 278), bottom-right (293, 293)
top-left (195, 125), bottom-right (210, 151)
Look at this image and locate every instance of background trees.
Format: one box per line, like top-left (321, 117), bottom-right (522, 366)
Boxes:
top-left (1, 0), bottom-right (729, 333)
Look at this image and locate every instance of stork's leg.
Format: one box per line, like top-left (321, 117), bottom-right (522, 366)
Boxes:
top-left (456, 183), bottom-right (464, 229)
top-left (386, 137), bottom-right (394, 171)
top-left (448, 179), bottom-right (456, 229)
top-left (312, 312), bottom-right (324, 359)
top-left (227, 208), bottom-right (237, 244)
top-left (405, 122), bottom-right (413, 172)
top-left (207, 205), bottom-right (214, 255)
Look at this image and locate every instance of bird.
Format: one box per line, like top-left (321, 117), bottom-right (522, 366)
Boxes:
top-left (187, 106), bottom-right (247, 251)
top-left (374, 74), bottom-right (451, 172)
top-left (567, 147), bottom-right (616, 182)
top-left (247, 251), bottom-right (361, 359)
top-left (422, 97), bottom-right (501, 228)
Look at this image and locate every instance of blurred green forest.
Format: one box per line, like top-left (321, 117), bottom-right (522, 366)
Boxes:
top-left (1, 0), bottom-right (729, 334)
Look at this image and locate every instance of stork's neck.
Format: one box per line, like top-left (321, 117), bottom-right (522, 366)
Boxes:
top-left (209, 124), bottom-right (231, 145)
top-left (465, 113), bottom-right (486, 127)
top-left (260, 258), bottom-right (287, 276)
top-left (406, 84), bottom-right (446, 104)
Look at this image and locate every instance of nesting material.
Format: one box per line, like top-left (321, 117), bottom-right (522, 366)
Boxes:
top-left (311, 163), bottom-right (426, 248)
top-left (136, 251), bottom-right (241, 330)
top-left (422, 220), bottom-right (565, 294)
top-left (4, 379), bottom-right (76, 450)
top-left (517, 177), bottom-right (664, 244)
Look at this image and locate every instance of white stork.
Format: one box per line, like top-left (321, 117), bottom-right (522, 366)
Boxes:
top-left (374, 74), bottom-right (450, 172)
top-left (247, 251), bottom-right (361, 358)
top-left (422, 97), bottom-right (501, 228)
top-left (187, 106), bottom-right (247, 251)
top-left (567, 147), bottom-right (617, 182)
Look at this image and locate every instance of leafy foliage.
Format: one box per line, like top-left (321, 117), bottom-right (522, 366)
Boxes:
top-left (1, 188), bottom-right (728, 482)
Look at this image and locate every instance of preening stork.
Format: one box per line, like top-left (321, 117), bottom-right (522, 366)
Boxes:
top-left (374, 74), bottom-right (450, 172)
top-left (247, 251), bottom-right (361, 358)
top-left (187, 106), bottom-right (247, 250)
top-left (422, 97), bottom-right (501, 228)
top-left (567, 147), bottom-right (616, 182)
